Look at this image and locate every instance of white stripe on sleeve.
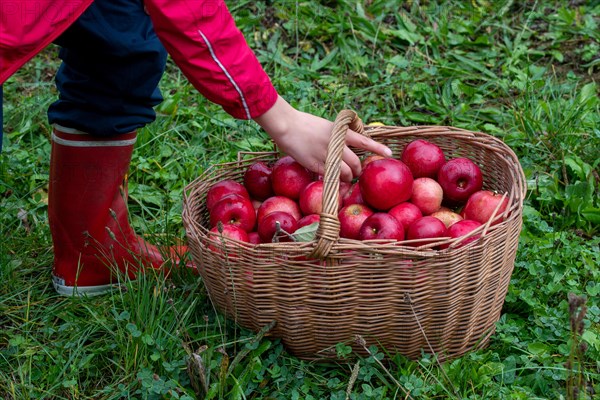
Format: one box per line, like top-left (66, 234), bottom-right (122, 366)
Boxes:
top-left (197, 29), bottom-right (252, 119)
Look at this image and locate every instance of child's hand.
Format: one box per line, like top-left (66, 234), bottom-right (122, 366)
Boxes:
top-left (254, 96), bottom-right (392, 182)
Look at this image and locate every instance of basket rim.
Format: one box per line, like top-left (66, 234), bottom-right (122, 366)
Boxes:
top-left (184, 124), bottom-right (527, 199)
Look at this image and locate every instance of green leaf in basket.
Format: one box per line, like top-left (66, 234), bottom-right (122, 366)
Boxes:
top-left (292, 222), bottom-right (319, 242)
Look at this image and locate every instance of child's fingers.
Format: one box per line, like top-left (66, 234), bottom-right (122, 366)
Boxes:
top-left (341, 146), bottom-right (362, 180)
top-left (345, 129), bottom-right (393, 158)
top-left (339, 162), bottom-right (354, 183)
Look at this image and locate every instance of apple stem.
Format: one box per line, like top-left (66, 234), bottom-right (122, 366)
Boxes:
top-left (272, 221), bottom-right (296, 243)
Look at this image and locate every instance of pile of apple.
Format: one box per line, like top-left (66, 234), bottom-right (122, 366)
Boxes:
top-left (204, 139), bottom-right (509, 249)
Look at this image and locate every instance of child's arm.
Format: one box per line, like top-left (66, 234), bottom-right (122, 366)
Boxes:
top-left (143, 0), bottom-right (277, 119)
top-left (144, 0), bottom-right (391, 180)
top-left (254, 96), bottom-right (392, 182)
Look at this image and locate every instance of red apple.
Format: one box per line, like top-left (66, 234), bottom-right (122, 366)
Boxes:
top-left (388, 202), bottom-right (422, 233)
top-left (406, 216), bottom-right (447, 247)
top-left (411, 177), bottom-right (444, 215)
top-left (430, 208), bottom-right (463, 228)
top-left (358, 213), bottom-right (405, 241)
top-left (299, 181), bottom-right (342, 216)
top-left (256, 196), bottom-right (302, 224)
top-left (297, 214), bottom-right (320, 229)
top-left (243, 161), bottom-right (274, 201)
top-left (338, 204), bottom-right (375, 240)
top-left (361, 154), bottom-right (386, 169)
top-left (339, 181), bottom-right (352, 199)
top-left (299, 181), bottom-right (324, 215)
top-left (258, 211), bottom-right (298, 243)
top-left (271, 155), bottom-right (312, 200)
top-left (342, 183), bottom-right (365, 206)
top-left (440, 219), bottom-right (483, 249)
top-left (437, 157), bottom-right (483, 204)
top-left (207, 223), bottom-right (249, 254)
top-left (209, 193), bottom-right (256, 232)
top-left (462, 190), bottom-right (509, 226)
top-left (206, 179), bottom-right (249, 211)
top-left (247, 231), bottom-right (262, 245)
top-left (400, 139), bottom-right (446, 178)
top-left (359, 159), bottom-right (413, 210)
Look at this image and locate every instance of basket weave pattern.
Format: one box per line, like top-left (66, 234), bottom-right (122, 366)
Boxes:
top-left (182, 111), bottom-right (526, 361)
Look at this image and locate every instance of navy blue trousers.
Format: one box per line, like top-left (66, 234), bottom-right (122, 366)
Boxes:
top-left (48, 0), bottom-right (168, 136)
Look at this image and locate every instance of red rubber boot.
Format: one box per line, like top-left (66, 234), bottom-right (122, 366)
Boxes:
top-left (48, 125), bottom-right (188, 296)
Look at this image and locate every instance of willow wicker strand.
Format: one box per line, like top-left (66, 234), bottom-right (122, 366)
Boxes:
top-left (312, 110), bottom-right (365, 259)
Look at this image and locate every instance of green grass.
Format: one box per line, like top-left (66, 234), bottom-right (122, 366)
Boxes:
top-left (1, 1), bottom-right (599, 398)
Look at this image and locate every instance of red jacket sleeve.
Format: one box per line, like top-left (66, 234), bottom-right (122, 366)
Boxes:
top-left (143, 0), bottom-right (278, 120)
top-left (0, 0), bottom-right (93, 85)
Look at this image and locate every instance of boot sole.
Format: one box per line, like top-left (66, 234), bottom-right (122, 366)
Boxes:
top-left (52, 274), bottom-right (117, 297)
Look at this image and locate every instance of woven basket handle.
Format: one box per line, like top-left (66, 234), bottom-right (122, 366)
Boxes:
top-left (311, 110), bottom-right (366, 259)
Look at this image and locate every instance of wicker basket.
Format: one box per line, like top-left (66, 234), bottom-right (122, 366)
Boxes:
top-left (182, 110), bottom-right (526, 361)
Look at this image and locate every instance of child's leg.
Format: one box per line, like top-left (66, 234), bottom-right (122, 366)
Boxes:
top-left (48, 0), bottom-right (167, 135)
top-left (46, 0), bottom-right (187, 296)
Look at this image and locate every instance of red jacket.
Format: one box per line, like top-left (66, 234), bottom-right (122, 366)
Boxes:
top-left (0, 0), bottom-right (278, 119)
